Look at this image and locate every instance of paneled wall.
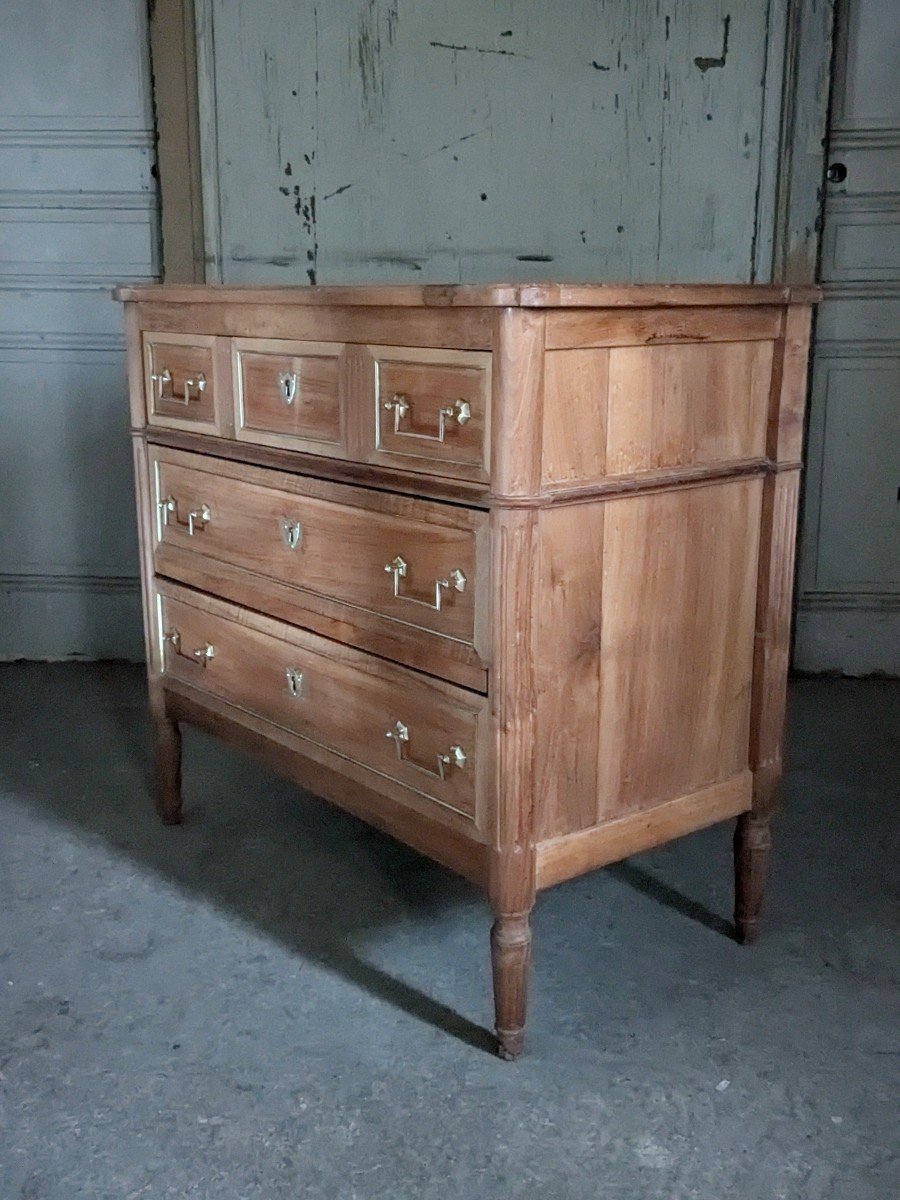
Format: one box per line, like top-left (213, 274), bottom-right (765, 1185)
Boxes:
top-left (0, 0), bottom-right (157, 658)
top-left (795, 0), bottom-right (900, 673)
top-left (197, 0), bottom-right (814, 286)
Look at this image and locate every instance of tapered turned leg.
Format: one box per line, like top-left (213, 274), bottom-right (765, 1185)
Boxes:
top-left (733, 812), bottom-right (773, 944)
top-left (490, 911), bottom-right (532, 1060)
top-left (152, 714), bottom-right (183, 825)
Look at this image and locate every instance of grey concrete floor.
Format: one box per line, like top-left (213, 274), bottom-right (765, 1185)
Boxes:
top-left (0, 666), bottom-right (897, 1200)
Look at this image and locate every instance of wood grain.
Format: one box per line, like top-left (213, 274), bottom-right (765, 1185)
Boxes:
top-left (233, 337), bottom-right (344, 452)
top-left (541, 349), bottom-right (609, 487)
top-left (115, 282), bottom-right (821, 308)
top-left (595, 479), bottom-right (763, 821)
top-left (150, 448), bottom-right (483, 648)
top-left (545, 306), bottom-right (783, 350)
top-left (133, 301), bottom-right (496, 351)
top-left (118, 284), bottom-right (817, 1055)
top-left (605, 341), bottom-right (774, 473)
top-left (533, 504), bottom-right (604, 840)
top-left (157, 581), bottom-right (489, 832)
top-left (142, 331), bottom-right (220, 433)
top-left (165, 685), bottom-right (489, 887)
top-left (491, 308), bottom-right (545, 497)
top-left (536, 771), bottom-right (752, 889)
top-left (143, 427), bottom-right (491, 507)
top-left (769, 305), bottom-right (814, 464)
top-left (487, 506), bottom-right (539, 1059)
top-left (369, 345), bottom-right (491, 480)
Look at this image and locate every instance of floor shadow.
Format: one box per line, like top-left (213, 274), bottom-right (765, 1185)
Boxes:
top-left (0, 662), bottom-right (495, 1054)
top-left (606, 859), bottom-right (736, 940)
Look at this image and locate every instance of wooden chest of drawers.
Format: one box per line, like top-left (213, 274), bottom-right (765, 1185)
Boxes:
top-left (116, 282), bottom-right (817, 1058)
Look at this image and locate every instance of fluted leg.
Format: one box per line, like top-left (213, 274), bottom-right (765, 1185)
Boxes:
top-left (733, 812), bottom-right (773, 944)
top-left (490, 911), bottom-right (532, 1060)
top-left (152, 714), bottom-right (183, 825)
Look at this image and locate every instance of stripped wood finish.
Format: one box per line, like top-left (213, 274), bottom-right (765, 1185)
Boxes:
top-left (117, 283), bottom-right (817, 1057)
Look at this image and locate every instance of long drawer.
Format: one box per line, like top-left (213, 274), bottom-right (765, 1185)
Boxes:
top-left (155, 584), bottom-right (487, 827)
top-left (148, 447), bottom-right (488, 689)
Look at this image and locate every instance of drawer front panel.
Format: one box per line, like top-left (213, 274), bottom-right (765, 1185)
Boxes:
top-left (371, 347), bottom-right (490, 478)
top-left (157, 590), bottom-right (483, 820)
top-left (144, 333), bottom-right (217, 429)
top-left (151, 454), bottom-right (480, 646)
top-left (234, 338), bottom-right (343, 450)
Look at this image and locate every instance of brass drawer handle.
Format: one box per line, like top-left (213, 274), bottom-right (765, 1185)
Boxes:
top-left (383, 393), bottom-right (471, 442)
top-left (278, 371), bottom-right (298, 405)
top-left (384, 555), bottom-right (466, 612)
top-left (151, 368), bottom-right (206, 405)
top-left (385, 720), bottom-right (467, 781)
top-left (280, 518), bottom-right (302, 550)
top-left (158, 496), bottom-right (211, 537)
top-left (164, 628), bottom-right (214, 667)
top-left (285, 667), bottom-right (304, 697)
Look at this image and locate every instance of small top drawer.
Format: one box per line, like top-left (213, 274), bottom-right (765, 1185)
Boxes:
top-left (233, 338), bottom-right (344, 453)
top-left (143, 333), bottom-right (218, 431)
top-left (371, 347), bottom-right (491, 481)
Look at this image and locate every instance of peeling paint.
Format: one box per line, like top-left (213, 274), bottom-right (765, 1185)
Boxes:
top-left (323, 183), bottom-right (353, 199)
top-left (232, 251), bottom-right (298, 267)
top-left (364, 254), bottom-right (425, 271)
top-left (354, 0), bottom-right (398, 124)
top-left (694, 15), bottom-right (730, 72)
top-left (429, 41), bottom-right (530, 59)
top-left (213, 0), bottom-right (777, 287)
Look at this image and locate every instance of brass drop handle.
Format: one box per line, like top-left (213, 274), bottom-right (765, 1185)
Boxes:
top-left (383, 393), bottom-right (471, 442)
top-left (158, 496), bottom-right (211, 536)
top-left (151, 368), bottom-right (206, 405)
top-left (164, 629), bottom-right (214, 667)
top-left (385, 720), bottom-right (467, 781)
top-left (384, 555), bottom-right (466, 612)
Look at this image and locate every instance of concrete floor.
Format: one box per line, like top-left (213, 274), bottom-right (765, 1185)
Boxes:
top-left (0, 666), bottom-right (896, 1200)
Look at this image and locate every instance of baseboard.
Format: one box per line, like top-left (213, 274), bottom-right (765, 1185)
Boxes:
top-left (0, 573), bottom-right (144, 661)
top-left (794, 592), bottom-right (900, 676)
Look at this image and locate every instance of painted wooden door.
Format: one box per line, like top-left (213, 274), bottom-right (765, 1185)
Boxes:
top-left (197, 1), bottom-right (783, 286)
top-left (0, 0), bottom-right (158, 658)
top-left (795, 0), bottom-right (900, 674)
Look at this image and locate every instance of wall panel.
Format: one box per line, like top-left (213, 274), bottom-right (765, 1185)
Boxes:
top-left (0, 0), bottom-right (157, 659)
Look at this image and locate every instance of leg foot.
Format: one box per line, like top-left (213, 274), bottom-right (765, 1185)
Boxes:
top-left (734, 813), bottom-right (772, 944)
top-left (491, 912), bottom-right (531, 1060)
top-left (153, 715), bottom-right (183, 826)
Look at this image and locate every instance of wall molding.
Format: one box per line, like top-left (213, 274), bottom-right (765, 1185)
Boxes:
top-left (812, 338), bottom-right (899, 357)
top-left (829, 127), bottom-right (900, 149)
top-left (194, 0), bottom-right (222, 283)
top-left (0, 274), bottom-right (155, 291)
top-left (0, 114), bottom-right (152, 132)
top-left (0, 573), bottom-right (144, 663)
top-left (0, 128), bottom-right (154, 149)
top-left (0, 331), bottom-right (125, 356)
top-left (798, 590), bottom-right (900, 612)
top-left (767, 0), bottom-right (837, 284)
top-left (0, 190), bottom-right (157, 210)
top-left (820, 280), bottom-right (900, 297)
top-left (0, 573), bottom-right (140, 596)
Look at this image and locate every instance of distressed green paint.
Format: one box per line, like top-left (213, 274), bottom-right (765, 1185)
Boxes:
top-left (203, 0), bottom-right (780, 284)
